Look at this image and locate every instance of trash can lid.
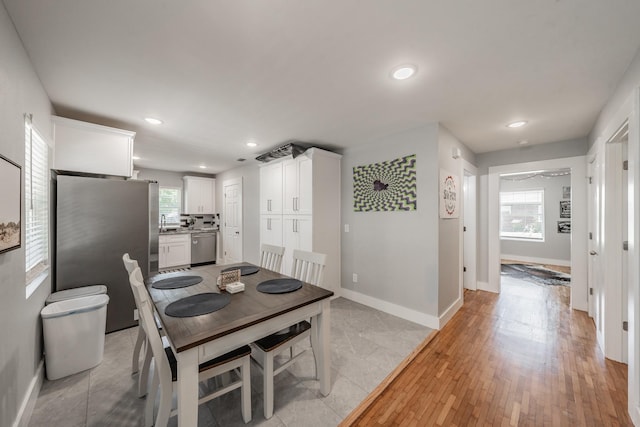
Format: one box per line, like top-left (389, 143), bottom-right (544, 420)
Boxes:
top-left (41, 294), bottom-right (110, 319)
top-left (45, 285), bottom-right (107, 304)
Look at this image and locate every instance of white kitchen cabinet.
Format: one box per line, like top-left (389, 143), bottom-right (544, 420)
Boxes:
top-left (260, 215), bottom-right (283, 248)
top-left (183, 176), bottom-right (215, 214)
top-left (159, 234), bottom-right (191, 269)
top-left (282, 155), bottom-right (312, 215)
top-left (52, 116), bottom-right (135, 177)
top-left (282, 215), bottom-right (313, 275)
top-left (259, 148), bottom-right (341, 292)
top-left (260, 162), bottom-right (283, 214)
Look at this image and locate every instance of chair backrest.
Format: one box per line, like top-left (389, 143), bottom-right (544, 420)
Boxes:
top-left (290, 249), bottom-right (327, 287)
top-left (260, 244), bottom-right (285, 272)
top-left (122, 253), bottom-right (140, 275)
top-left (128, 267), bottom-right (171, 383)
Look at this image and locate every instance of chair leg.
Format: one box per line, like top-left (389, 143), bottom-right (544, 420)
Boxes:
top-left (132, 327), bottom-right (145, 375)
top-left (263, 352), bottom-right (275, 419)
top-left (138, 338), bottom-right (152, 397)
top-left (156, 374), bottom-right (172, 427)
top-left (241, 357), bottom-right (252, 423)
top-left (145, 364), bottom-right (158, 427)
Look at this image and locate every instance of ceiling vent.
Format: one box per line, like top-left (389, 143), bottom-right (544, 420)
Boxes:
top-left (255, 143), bottom-right (306, 163)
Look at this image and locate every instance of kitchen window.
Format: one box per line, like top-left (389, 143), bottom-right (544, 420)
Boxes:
top-left (25, 115), bottom-right (50, 295)
top-left (159, 186), bottom-right (182, 226)
top-left (500, 189), bottom-right (544, 241)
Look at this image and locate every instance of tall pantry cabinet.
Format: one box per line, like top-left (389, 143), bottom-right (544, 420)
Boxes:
top-left (259, 148), bottom-right (341, 293)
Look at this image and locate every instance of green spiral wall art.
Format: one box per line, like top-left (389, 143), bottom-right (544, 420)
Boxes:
top-left (353, 154), bottom-right (417, 212)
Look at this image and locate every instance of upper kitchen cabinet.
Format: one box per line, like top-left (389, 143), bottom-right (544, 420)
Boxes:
top-left (283, 155), bottom-right (312, 215)
top-left (260, 162), bottom-right (283, 214)
top-left (52, 116), bottom-right (135, 177)
top-left (183, 176), bottom-right (216, 214)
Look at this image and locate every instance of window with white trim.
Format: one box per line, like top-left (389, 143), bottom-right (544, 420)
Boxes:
top-left (25, 116), bottom-right (50, 286)
top-left (500, 189), bottom-right (544, 241)
top-left (159, 186), bottom-right (181, 226)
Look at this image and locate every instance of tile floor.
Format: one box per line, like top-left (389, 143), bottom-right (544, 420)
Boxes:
top-left (28, 297), bottom-right (433, 427)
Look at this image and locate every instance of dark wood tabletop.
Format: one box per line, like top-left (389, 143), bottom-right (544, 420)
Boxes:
top-left (147, 263), bottom-right (334, 353)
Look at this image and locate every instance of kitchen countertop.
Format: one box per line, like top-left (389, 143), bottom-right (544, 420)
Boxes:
top-left (159, 228), bottom-right (218, 235)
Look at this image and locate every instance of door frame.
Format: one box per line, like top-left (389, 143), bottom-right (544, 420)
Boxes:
top-left (222, 177), bottom-right (243, 264)
top-left (487, 156), bottom-right (588, 311)
top-left (462, 159), bottom-right (478, 291)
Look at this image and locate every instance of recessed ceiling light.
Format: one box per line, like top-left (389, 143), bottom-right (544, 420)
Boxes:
top-left (391, 65), bottom-right (417, 80)
top-left (506, 120), bottom-right (528, 128)
top-left (199, 165), bottom-right (207, 169)
top-left (246, 142), bottom-right (258, 148)
top-left (144, 117), bottom-right (163, 125)
top-left (518, 140), bottom-right (529, 145)
top-left (132, 155), bottom-right (141, 160)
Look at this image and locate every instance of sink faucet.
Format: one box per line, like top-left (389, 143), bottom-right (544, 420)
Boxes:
top-left (160, 214), bottom-right (166, 232)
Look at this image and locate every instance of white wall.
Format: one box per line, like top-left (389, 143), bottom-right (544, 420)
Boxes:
top-left (437, 126), bottom-right (475, 316)
top-left (0, 5), bottom-right (54, 426)
top-left (500, 174), bottom-right (571, 264)
top-left (340, 125), bottom-right (440, 322)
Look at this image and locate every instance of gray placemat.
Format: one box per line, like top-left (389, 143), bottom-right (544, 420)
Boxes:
top-left (222, 265), bottom-right (260, 276)
top-left (152, 275), bottom-right (203, 289)
top-left (165, 293), bottom-right (231, 317)
top-left (257, 278), bottom-right (303, 294)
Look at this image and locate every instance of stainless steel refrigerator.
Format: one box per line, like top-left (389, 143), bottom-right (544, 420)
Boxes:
top-left (53, 172), bottom-right (159, 333)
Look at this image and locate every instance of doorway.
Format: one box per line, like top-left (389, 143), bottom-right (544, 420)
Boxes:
top-left (487, 157), bottom-right (588, 312)
top-left (463, 161), bottom-right (477, 291)
top-left (222, 178), bottom-right (243, 264)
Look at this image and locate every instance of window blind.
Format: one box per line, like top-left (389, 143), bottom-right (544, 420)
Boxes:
top-left (25, 117), bottom-right (49, 283)
top-left (159, 187), bottom-right (182, 225)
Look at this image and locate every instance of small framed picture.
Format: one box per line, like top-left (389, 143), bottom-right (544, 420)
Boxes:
top-left (557, 221), bottom-right (571, 234)
top-left (560, 200), bottom-right (571, 218)
top-left (0, 153), bottom-right (22, 255)
top-left (562, 186), bottom-right (571, 199)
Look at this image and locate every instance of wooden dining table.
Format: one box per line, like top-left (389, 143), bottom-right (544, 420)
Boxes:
top-left (147, 262), bottom-right (334, 426)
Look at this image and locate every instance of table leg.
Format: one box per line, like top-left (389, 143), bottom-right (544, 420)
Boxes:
top-left (313, 299), bottom-right (331, 396)
top-left (177, 347), bottom-right (199, 427)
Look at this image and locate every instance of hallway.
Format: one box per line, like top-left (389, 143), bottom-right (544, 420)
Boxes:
top-left (347, 276), bottom-right (631, 426)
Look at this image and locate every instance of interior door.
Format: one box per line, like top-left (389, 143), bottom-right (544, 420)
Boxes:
top-left (589, 150), bottom-right (605, 346)
top-left (223, 179), bottom-right (242, 264)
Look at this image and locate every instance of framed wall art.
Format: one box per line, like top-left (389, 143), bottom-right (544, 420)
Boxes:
top-left (557, 221), bottom-right (571, 234)
top-left (0, 154), bottom-right (22, 254)
top-left (439, 170), bottom-right (459, 219)
top-left (559, 200), bottom-right (571, 218)
top-left (353, 154), bottom-right (416, 212)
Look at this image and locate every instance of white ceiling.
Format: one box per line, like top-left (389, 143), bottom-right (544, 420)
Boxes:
top-left (5, 1), bottom-right (640, 174)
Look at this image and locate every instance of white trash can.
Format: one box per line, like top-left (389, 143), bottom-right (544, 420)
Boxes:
top-left (41, 294), bottom-right (110, 380)
top-left (45, 285), bottom-right (107, 305)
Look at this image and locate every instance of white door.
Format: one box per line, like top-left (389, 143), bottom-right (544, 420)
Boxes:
top-left (282, 160), bottom-right (298, 214)
top-left (260, 162), bottom-right (282, 214)
top-left (463, 172), bottom-right (477, 290)
top-left (223, 178), bottom-right (242, 264)
top-left (297, 156), bottom-right (313, 215)
top-left (589, 150), bottom-right (605, 347)
top-left (622, 139), bottom-right (629, 363)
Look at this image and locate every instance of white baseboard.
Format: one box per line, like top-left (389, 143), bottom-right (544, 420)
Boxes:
top-left (438, 296), bottom-right (463, 329)
top-left (340, 288), bottom-right (439, 330)
top-left (13, 359), bottom-right (44, 427)
top-left (501, 254), bottom-right (571, 267)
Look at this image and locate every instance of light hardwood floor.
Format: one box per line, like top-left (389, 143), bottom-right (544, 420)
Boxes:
top-left (343, 276), bottom-right (631, 426)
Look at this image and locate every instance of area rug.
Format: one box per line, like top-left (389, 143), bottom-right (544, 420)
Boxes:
top-left (500, 263), bottom-right (570, 286)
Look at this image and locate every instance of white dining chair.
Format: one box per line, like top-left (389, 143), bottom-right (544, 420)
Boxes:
top-left (128, 267), bottom-right (252, 426)
top-left (251, 249), bottom-right (327, 419)
top-left (259, 244), bottom-right (285, 272)
top-left (122, 253), bottom-right (152, 398)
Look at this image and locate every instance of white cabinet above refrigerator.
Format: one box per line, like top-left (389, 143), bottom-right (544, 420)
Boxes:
top-left (52, 116), bottom-right (135, 177)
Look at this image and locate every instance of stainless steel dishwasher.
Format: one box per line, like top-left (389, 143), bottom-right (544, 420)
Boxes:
top-left (190, 231), bottom-right (217, 265)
